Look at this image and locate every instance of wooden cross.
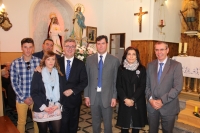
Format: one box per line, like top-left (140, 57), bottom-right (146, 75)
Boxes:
top-left (134, 7), bottom-right (148, 32)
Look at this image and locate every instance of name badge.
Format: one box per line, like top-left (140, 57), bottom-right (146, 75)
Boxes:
top-left (97, 87), bottom-right (101, 92)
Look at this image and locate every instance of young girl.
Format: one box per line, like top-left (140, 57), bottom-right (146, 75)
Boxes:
top-left (31, 51), bottom-right (65, 133)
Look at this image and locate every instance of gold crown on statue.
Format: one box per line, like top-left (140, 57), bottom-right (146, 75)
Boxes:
top-left (49, 12), bottom-right (56, 19)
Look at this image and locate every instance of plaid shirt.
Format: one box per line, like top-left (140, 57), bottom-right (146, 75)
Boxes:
top-left (10, 56), bottom-right (40, 103)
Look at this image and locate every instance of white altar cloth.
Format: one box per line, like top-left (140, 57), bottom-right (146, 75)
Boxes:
top-left (172, 56), bottom-right (200, 79)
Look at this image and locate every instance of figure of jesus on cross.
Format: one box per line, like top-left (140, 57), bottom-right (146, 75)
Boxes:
top-left (134, 7), bottom-right (148, 32)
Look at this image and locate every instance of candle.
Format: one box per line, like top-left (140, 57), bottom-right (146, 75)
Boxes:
top-left (1, 4), bottom-right (5, 12)
top-left (0, 7), bottom-right (2, 14)
top-left (160, 20), bottom-right (165, 25)
top-left (183, 43), bottom-right (187, 53)
top-left (178, 43), bottom-right (182, 53)
top-left (195, 106), bottom-right (198, 113)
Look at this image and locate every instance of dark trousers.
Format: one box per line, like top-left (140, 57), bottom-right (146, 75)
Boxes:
top-left (148, 110), bottom-right (176, 133)
top-left (60, 106), bottom-right (80, 133)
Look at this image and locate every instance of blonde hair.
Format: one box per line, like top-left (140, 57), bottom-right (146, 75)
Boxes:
top-left (40, 51), bottom-right (63, 76)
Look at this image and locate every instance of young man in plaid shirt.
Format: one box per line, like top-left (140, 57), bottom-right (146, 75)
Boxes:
top-left (10, 38), bottom-right (40, 133)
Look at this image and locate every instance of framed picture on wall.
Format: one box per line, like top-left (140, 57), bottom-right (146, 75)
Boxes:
top-left (86, 26), bottom-right (97, 43)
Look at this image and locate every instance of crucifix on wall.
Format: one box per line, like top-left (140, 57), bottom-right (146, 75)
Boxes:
top-left (134, 7), bottom-right (148, 32)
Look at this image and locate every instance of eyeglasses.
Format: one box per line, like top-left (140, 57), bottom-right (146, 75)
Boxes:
top-left (155, 48), bottom-right (167, 52)
top-left (64, 46), bottom-right (76, 49)
top-left (26, 62), bottom-right (31, 70)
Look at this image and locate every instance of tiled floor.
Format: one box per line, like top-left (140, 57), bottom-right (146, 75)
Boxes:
top-left (77, 104), bottom-right (151, 133)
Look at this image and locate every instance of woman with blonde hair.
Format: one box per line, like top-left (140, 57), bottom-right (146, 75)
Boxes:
top-left (31, 51), bottom-right (65, 133)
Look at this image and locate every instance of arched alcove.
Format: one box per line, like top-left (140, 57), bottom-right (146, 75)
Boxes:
top-left (30, 0), bottom-right (74, 52)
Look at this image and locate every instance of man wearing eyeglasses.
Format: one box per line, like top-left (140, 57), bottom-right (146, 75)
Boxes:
top-left (10, 38), bottom-right (40, 133)
top-left (145, 41), bottom-right (183, 133)
top-left (58, 38), bottom-right (88, 133)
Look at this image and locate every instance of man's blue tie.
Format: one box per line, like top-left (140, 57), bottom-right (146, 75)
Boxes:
top-left (157, 63), bottom-right (164, 83)
top-left (98, 56), bottom-right (103, 88)
top-left (66, 60), bottom-right (71, 80)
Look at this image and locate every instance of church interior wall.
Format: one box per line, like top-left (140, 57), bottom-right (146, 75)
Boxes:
top-left (152, 0), bottom-right (182, 43)
top-left (102, 0), bottom-right (152, 48)
top-left (102, 0), bottom-right (182, 49)
top-left (0, 0), bottom-right (103, 53)
top-left (0, 0), bottom-right (184, 62)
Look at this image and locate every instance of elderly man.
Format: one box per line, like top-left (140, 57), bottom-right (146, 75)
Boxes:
top-left (146, 41), bottom-right (183, 133)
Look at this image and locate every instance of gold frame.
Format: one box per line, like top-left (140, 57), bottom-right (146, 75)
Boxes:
top-left (0, 17), bottom-right (12, 31)
top-left (86, 26), bottom-right (97, 43)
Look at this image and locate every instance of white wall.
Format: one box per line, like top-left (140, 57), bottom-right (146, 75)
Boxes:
top-left (0, 0), bottom-right (34, 52)
top-left (152, 0), bottom-right (182, 43)
top-left (0, 0), bottom-right (182, 52)
top-left (102, 0), bottom-right (182, 49)
top-left (0, 0), bottom-right (103, 52)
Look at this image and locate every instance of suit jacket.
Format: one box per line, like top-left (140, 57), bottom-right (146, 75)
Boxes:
top-left (33, 51), bottom-right (61, 59)
top-left (84, 53), bottom-right (120, 108)
top-left (146, 58), bottom-right (183, 115)
top-left (31, 71), bottom-right (65, 112)
top-left (58, 57), bottom-right (88, 108)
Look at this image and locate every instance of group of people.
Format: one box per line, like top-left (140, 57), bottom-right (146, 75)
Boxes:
top-left (8, 35), bottom-right (183, 133)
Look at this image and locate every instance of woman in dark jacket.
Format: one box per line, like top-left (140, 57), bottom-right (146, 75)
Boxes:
top-left (31, 51), bottom-right (65, 133)
top-left (116, 47), bottom-right (148, 133)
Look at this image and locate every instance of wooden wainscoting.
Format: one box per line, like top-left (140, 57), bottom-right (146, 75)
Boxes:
top-left (181, 33), bottom-right (200, 57)
top-left (131, 40), bottom-right (178, 67)
top-left (0, 52), bottom-right (22, 64)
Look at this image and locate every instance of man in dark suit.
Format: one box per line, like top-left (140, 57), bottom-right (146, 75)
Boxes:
top-left (59, 39), bottom-right (88, 133)
top-left (33, 38), bottom-right (60, 59)
top-left (146, 41), bottom-right (183, 133)
top-left (84, 35), bottom-right (120, 133)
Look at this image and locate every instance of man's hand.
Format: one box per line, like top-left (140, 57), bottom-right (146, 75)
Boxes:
top-left (35, 66), bottom-right (42, 72)
top-left (24, 97), bottom-right (33, 106)
top-left (149, 99), bottom-right (163, 110)
top-left (85, 97), bottom-right (90, 107)
top-left (155, 99), bottom-right (163, 107)
top-left (28, 97), bottom-right (33, 104)
top-left (63, 89), bottom-right (73, 97)
top-left (111, 98), bottom-right (116, 107)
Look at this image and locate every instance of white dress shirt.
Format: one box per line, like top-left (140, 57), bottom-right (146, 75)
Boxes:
top-left (149, 57), bottom-right (168, 101)
top-left (64, 56), bottom-right (74, 70)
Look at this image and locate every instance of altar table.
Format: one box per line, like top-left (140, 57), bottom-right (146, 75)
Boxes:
top-left (172, 56), bottom-right (200, 79)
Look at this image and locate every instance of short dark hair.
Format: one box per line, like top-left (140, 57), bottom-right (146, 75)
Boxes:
top-left (154, 41), bottom-right (168, 49)
top-left (121, 46), bottom-right (143, 69)
top-left (43, 38), bottom-right (54, 44)
top-left (21, 38), bottom-right (34, 46)
top-left (96, 35), bottom-right (108, 43)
